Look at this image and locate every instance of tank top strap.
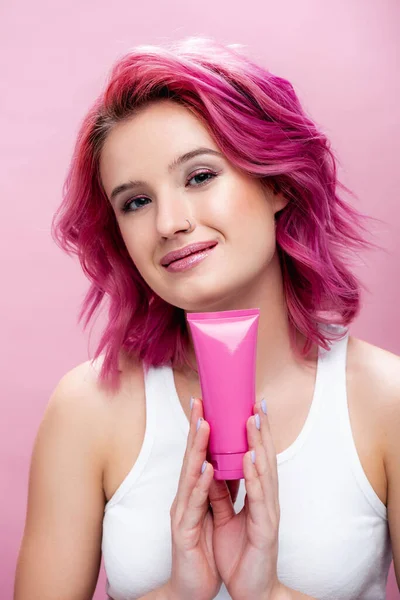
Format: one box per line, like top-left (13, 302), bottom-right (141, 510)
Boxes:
top-left (143, 363), bottom-right (189, 441)
top-left (142, 364), bottom-right (161, 439)
top-left (332, 335), bottom-right (388, 519)
top-left (304, 326), bottom-right (349, 435)
top-left (313, 326), bottom-right (387, 518)
top-left (317, 325), bottom-right (350, 413)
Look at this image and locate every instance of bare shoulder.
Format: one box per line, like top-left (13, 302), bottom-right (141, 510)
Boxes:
top-left (347, 335), bottom-right (400, 458)
top-left (50, 352), bottom-right (144, 447)
top-left (48, 356), bottom-right (110, 438)
top-left (347, 335), bottom-right (400, 402)
top-left (41, 353), bottom-right (147, 502)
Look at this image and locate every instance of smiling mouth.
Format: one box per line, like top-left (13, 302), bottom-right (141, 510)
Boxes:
top-left (161, 241), bottom-right (218, 267)
top-left (167, 246), bottom-right (212, 265)
top-left (162, 243), bottom-right (218, 273)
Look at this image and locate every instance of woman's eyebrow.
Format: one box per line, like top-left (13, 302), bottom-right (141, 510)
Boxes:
top-left (167, 147), bottom-right (223, 173)
top-left (110, 147), bottom-right (223, 203)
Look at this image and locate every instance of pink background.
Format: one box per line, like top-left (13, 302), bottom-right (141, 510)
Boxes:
top-left (1, 0), bottom-right (399, 598)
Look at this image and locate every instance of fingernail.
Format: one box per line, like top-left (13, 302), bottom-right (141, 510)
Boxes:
top-left (251, 450), bottom-right (256, 464)
top-left (201, 460), bottom-right (207, 474)
top-left (254, 413), bottom-right (261, 430)
top-left (261, 398), bottom-right (267, 414)
top-left (196, 417), bottom-right (203, 432)
top-left (190, 396), bottom-right (195, 410)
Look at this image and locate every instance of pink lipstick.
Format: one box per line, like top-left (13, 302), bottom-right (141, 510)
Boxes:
top-left (161, 241), bottom-right (218, 273)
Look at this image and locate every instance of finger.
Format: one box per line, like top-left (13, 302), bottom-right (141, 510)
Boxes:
top-left (246, 414), bottom-right (270, 495)
top-left (179, 398), bottom-right (204, 478)
top-left (254, 401), bottom-right (279, 505)
top-left (208, 478), bottom-right (235, 528)
top-left (248, 405), bottom-right (279, 514)
top-left (243, 449), bottom-right (265, 525)
top-left (256, 401), bottom-right (278, 473)
top-left (182, 459), bottom-right (215, 531)
top-left (175, 405), bottom-right (210, 520)
top-left (187, 398), bottom-right (204, 453)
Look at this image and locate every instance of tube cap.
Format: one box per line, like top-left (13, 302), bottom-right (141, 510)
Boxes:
top-left (210, 452), bottom-right (245, 480)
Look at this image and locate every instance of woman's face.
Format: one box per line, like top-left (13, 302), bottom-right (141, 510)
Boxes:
top-left (99, 100), bottom-right (287, 312)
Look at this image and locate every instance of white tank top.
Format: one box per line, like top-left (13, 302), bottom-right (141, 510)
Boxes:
top-left (102, 329), bottom-right (393, 599)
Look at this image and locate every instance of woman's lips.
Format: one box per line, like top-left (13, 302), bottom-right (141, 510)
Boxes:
top-left (164, 245), bottom-right (217, 273)
top-left (161, 240), bottom-right (218, 267)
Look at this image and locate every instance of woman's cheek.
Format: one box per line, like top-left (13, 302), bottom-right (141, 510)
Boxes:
top-left (119, 233), bottom-right (150, 276)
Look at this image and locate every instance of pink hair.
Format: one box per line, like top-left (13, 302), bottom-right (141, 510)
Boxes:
top-left (51, 36), bottom-right (379, 392)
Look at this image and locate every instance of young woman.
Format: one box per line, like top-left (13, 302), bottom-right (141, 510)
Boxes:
top-left (14, 37), bottom-right (399, 600)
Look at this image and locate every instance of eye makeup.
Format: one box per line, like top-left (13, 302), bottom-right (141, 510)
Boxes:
top-left (119, 167), bottom-right (220, 214)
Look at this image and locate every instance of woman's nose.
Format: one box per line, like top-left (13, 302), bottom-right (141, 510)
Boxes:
top-left (156, 199), bottom-right (195, 239)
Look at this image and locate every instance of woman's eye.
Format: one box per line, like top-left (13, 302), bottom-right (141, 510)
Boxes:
top-left (121, 196), bottom-right (151, 213)
top-left (186, 171), bottom-right (217, 187)
top-left (120, 171), bottom-right (217, 214)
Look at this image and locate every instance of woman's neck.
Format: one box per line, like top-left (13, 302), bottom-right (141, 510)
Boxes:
top-left (182, 250), bottom-right (318, 395)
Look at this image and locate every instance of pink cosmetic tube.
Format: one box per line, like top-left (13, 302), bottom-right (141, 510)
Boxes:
top-left (187, 308), bottom-right (260, 480)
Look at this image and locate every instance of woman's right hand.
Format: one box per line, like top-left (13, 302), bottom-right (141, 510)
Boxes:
top-left (165, 397), bottom-right (222, 600)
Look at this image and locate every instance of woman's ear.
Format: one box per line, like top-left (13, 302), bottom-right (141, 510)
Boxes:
top-left (271, 182), bottom-right (289, 215)
top-left (265, 179), bottom-right (289, 215)
top-left (273, 191), bottom-right (289, 216)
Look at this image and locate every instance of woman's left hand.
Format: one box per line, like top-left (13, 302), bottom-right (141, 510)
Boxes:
top-left (208, 399), bottom-right (283, 600)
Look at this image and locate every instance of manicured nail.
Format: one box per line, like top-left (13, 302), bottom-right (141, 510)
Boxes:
top-left (254, 413), bottom-right (261, 430)
top-left (201, 460), bottom-right (207, 474)
top-left (190, 396), bottom-right (195, 410)
top-left (261, 398), bottom-right (267, 414)
top-left (196, 417), bottom-right (203, 432)
top-left (251, 450), bottom-right (256, 464)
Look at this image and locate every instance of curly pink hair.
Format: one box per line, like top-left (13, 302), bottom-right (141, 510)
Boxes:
top-left (51, 36), bottom-right (378, 392)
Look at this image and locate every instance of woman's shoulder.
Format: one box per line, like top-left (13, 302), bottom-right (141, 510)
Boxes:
top-left (54, 352), bottom-right (145, 411)
top-left (49, 353), bottom-right (146, 454)
top-left (347, 335), bottom-right (400, 456)
top-left (347, 335), bottom-right (400, 397)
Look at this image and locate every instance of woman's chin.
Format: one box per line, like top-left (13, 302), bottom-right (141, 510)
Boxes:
top-left (175, 293), bottom-right (234, 314)
top-left (159, 279), bottom-right (240, 313)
